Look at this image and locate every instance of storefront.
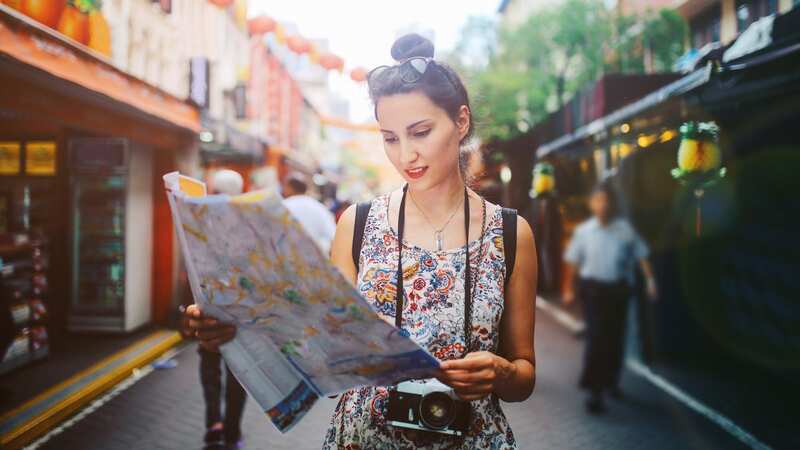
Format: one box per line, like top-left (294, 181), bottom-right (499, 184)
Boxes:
top-left (534, 8), bottom-right (800, 380)
top-left (199, 115), bottom-right (267, 193)
top-left (0, 6), bottom-right (199, 373)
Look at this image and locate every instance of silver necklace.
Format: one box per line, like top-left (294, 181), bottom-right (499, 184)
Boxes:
top-left (408, 188), bottom-right (465, 251)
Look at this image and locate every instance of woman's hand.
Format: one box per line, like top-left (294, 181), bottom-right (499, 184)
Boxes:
top-left (437, 351), bottom-right (518, 401)
top-left (182, 304), bottom-right (237, 353)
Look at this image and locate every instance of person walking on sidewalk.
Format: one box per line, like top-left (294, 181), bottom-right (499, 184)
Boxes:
top-left (198, 169), bottom-right (248, 450)
top-left (281, 173), bottom-right (337, 256)
top-left (184, 33), bottom-right (538, 449)
top-left (563, 182), bottom-right (657, 415)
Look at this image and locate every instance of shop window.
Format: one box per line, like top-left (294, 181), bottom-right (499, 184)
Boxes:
top-left (736, 0), bottom-right (779, 33)
top-left (690, 4), bottom-right (722, 48)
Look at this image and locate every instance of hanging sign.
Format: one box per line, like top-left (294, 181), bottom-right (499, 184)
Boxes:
top-left (25, 141), bottom-right (57, 176)
top-left (0, 142), bottom-right (21, 175)
top-left (189, 57), bottom-right (211, 109)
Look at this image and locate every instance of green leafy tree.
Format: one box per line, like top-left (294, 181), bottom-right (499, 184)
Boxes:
top-left (451, 1), bottom-right (686, 143)
top-left (641, 9), bottom-right (688, 72)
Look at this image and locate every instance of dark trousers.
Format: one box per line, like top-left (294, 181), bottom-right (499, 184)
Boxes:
top-left (578, 278), bottom-right (629, 393)
top-left (198, 346), bottom-right (247, 441)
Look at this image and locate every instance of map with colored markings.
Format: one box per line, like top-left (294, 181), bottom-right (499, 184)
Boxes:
top-left (163, 173), bottom-right (439, 432)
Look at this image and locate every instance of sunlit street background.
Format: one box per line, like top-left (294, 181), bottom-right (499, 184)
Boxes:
top-left (1, 0), bottom-right (798, 449)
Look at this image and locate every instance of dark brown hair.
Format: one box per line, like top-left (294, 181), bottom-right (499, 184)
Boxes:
top-left (368, 33), bottom-right (474, 147)
top-left (591, 181), bottom-right (619, 219)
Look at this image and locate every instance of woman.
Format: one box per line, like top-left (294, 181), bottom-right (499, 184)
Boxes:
top-left (185, 34), bottom-right (537, 449)
top-left (563, 182), bottom-right (657, 414)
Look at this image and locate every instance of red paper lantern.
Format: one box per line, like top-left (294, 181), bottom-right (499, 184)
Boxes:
top-left (318, 52), bottom-right (344, 71)
top-left (208, 0), bottom-right (234, 7)
top-left (287, 36), bottom-right (311, 54)
top-left (350, 67), bottom-right (367, 82)
top-left (247, 16), bottom-right (276, 35)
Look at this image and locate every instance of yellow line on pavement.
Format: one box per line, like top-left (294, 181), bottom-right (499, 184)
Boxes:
top-left (0, 330), bottom-right (183, 450)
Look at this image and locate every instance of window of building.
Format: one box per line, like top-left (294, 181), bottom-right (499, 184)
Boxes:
top-left (690, 4), bottom-right (722, 48)
top-left (736, 0), bottom-right (779, 33)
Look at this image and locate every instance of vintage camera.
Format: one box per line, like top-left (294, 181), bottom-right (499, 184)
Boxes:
top-left (387, 379), bottom-right (471, 436)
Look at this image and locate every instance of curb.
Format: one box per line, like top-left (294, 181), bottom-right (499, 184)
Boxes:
top-left (0, 330), bottom-right (183, 450)
top-left (535, 296), bottom-right (585, 335)
top-left (535, 296), bottom-right (772, 450)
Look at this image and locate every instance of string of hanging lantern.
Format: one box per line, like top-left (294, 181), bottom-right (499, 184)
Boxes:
top-left (246, 14), bottom-right (367, 83)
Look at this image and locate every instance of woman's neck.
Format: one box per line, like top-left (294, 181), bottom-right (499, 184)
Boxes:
top-left (407, 176), bottom-right (466, 221)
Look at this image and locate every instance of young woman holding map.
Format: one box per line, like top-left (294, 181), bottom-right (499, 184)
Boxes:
top-left (186, 33), bottom-right (538, 449)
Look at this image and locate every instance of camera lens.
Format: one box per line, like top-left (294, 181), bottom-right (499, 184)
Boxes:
top-left (419, 392), bottom-right (455, 430)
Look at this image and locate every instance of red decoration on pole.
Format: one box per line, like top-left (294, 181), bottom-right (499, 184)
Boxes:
top-left (247, 16), bottom-right (276, 35)
top-left (208, 0), bottom-right (234, 7)
top-left (318, 52), bottom-right (344, 71)
top-left (350, 67), bottom-right (367, 82)
top-left (287, 36), bottom-right (311, 54)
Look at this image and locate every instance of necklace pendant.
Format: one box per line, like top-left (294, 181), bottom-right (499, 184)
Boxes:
top-left (435, 231), bottom-right (444, 251)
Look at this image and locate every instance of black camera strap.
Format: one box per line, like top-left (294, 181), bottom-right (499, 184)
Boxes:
top-left (396, 184), bottom-right (472, 348)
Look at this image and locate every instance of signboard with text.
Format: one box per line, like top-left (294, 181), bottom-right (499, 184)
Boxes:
top-left (0, 142), bottom-right (21, 175)
top-left (25, 141), bottom-right (57, 176)
top-left (189, 57), bottom-right (210, 110)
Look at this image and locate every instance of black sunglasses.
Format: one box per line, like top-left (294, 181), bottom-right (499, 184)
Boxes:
top-left (367, 57), bottom-right (445, 86)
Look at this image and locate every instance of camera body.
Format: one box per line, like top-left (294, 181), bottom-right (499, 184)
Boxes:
top-left (386, 379), bottom-right (471, 436)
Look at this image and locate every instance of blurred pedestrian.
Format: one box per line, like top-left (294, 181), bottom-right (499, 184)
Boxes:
top-left (332, 199), bottom-right (353, 223)
top-left (198, 169), bottom-right (248, 450)
top-left (563, 182), bottom-right (657, 414)
top-left (281, 173), bottom-right (337, 255)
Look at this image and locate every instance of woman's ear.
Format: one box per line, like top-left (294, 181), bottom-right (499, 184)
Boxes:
top-left (456, 105), bottom-right (471, 140)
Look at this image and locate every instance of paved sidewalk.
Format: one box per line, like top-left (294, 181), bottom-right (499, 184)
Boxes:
top-left (29, 314), bottom-right (747, 450)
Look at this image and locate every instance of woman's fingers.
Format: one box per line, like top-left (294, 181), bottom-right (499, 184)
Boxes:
top-left (439, 368), bottom-right (495, 384)
top-left (184, 304), bottom-right (203, 318)
top-left (187, 317), bottom-right (223, 330)
top-left (439, 353), bottom-right (493, 371)
top-left (195, 327), bottom-right (236, 341)
top-left (450, 381), bottom-right (494, 393)
top-left (456, 393), bottom-right (489, 401)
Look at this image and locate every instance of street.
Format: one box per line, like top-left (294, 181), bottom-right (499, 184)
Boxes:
top-left (2, 1), bottom-right (798, 449)
top-left (29, 313), bottom-right (745, 450)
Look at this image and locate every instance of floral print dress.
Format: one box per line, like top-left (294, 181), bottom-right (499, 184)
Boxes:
top-left (322, 194), bottom-right (517, 449)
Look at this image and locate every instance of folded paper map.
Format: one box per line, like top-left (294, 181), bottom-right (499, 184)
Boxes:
top-left (163, 172), bottom-right (439, 432)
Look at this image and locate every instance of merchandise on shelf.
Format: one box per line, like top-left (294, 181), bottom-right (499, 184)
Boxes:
top-left (0, 232), bottom-right (50, 375)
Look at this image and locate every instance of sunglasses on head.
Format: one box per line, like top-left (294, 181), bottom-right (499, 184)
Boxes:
top-left (367, 57), bottom-right (444, 86)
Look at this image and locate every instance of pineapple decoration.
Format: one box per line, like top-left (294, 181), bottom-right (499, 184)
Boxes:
top-left (671, 121), bottom-right (726, 236)
top-left (530, 162), bottom-right (556, 198)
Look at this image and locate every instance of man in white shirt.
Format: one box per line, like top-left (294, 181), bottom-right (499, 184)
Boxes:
top-left (562, 182), bottom-right (657, 415)
top-left (282, 173), bottom-right (337, 255)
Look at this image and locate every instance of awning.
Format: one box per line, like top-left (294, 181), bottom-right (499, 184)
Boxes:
top-left (536, 65), bottom-right (712, 158)
top-left (283, 150), bottom-right (318, 175)
top-left (0, 6), bottom-right (200, 134)
top-left (199, 116), bottom-right (266, 164)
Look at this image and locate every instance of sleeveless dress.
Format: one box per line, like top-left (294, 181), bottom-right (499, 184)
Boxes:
top-left (322, 194), bottom-right (517, 449)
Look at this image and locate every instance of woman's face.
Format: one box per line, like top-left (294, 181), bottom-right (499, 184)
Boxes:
top-left (376, 91), bottom-right (469, 190)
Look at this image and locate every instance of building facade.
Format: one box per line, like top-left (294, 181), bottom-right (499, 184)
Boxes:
top-left (0, 2), bottom-right (201, 346)
top-left (676, 0), bottom-right (797, 47)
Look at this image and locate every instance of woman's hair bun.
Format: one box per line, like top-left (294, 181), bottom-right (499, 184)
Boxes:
top-left (390, 33), bottom-right (434, 62)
